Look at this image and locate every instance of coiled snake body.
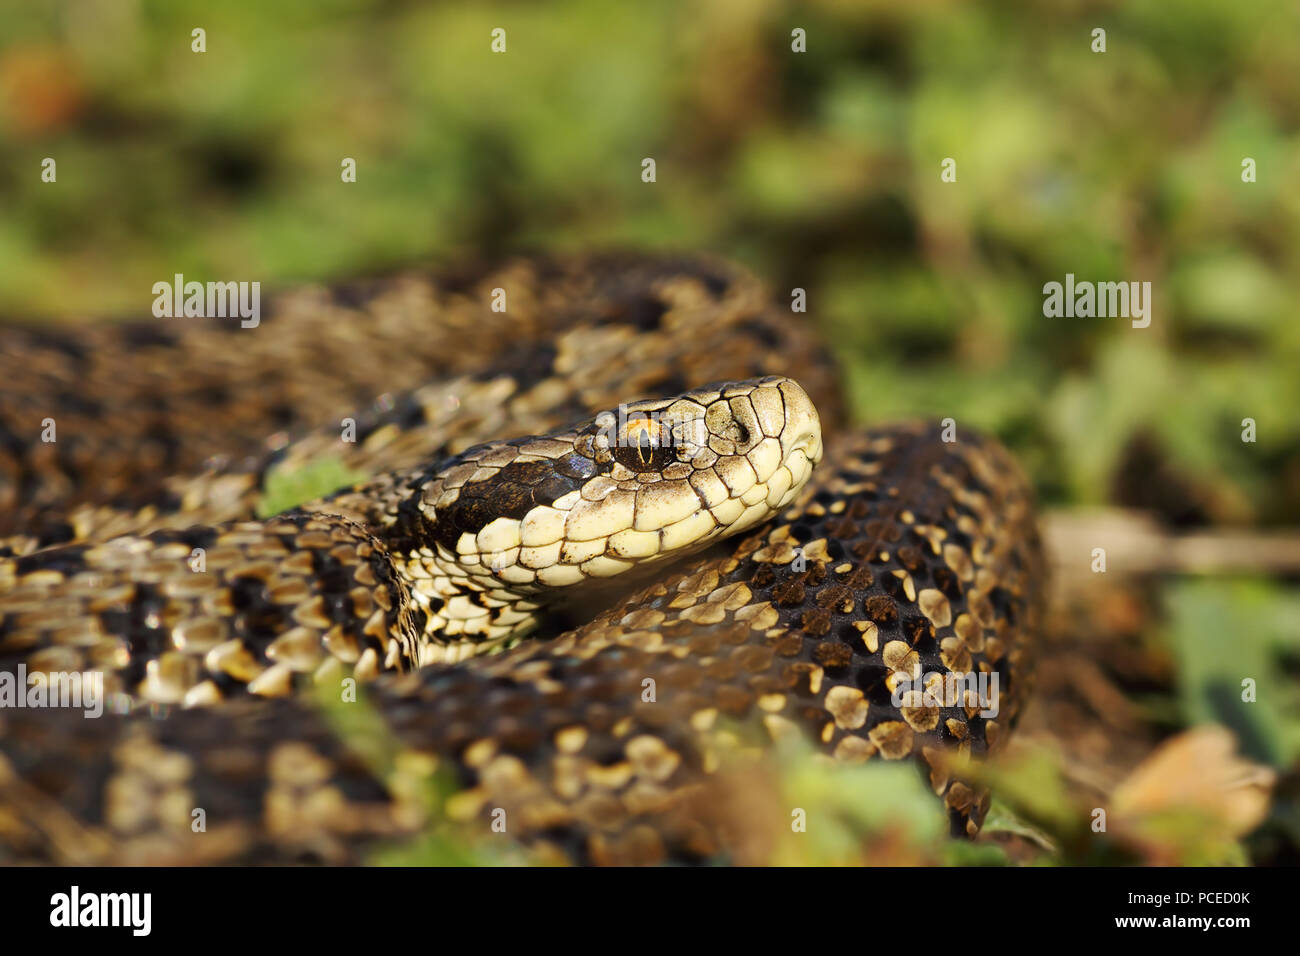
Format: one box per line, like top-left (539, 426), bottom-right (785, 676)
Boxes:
top-left (0, 255), bottom-right (1043, 864)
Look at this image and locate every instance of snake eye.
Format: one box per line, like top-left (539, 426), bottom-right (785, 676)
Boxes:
top-left (612, 417), bottom-right (676, 473)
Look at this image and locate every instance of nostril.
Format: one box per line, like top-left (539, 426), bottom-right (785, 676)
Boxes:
top-left (789, 430), bottom-right (823, 463)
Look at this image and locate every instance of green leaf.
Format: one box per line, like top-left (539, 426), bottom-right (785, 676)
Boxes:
top-left (1164, 579), bottom-right (1300, 767)
top-left (257, 456), bottom-right (368, 517)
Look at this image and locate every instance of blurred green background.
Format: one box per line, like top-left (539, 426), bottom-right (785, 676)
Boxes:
top-left (1, 0), bottom-right (1297, 864)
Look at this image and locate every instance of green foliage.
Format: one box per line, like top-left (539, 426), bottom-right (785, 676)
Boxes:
top-left (1165, 579), bottom-right (1300, 767)
top-left (257, 456), bottom-right (368, 517)
top-left (768, 743), bottom-right (946, 865)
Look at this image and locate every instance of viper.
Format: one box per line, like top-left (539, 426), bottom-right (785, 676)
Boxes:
top-left (0, 254), bottom-right (1044, 864)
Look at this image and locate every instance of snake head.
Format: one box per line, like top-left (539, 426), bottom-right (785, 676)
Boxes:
top-left (420, 376), bottom-right (822, 597)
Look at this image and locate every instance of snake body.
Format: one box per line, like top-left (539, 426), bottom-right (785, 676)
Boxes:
top-left (0, 255), bottom-right (1043, 864)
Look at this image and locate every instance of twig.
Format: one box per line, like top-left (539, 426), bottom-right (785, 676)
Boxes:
top-left (1041, 508), bottom-right (1300, 575)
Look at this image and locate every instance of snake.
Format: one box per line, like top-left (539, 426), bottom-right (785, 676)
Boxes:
top-left (0, 254), bottom-right (1044, 864)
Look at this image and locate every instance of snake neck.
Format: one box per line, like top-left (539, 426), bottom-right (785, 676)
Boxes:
top-left (292, 467), bottom-right (526, 663)
top-left (301, 466), bottom-right (661, 666)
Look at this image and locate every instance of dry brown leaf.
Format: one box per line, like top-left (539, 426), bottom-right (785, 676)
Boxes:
top-left (1111, 725), bottom-right (1275, 837)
